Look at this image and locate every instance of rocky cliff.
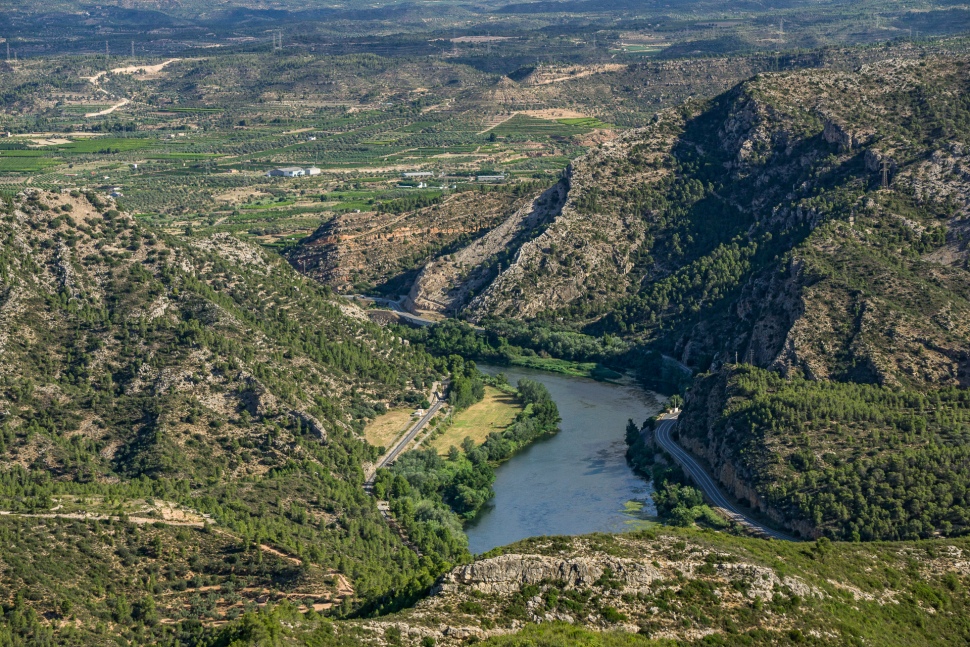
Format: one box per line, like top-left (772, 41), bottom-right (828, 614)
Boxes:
top-left (406, 180), bottom-right (567, 316)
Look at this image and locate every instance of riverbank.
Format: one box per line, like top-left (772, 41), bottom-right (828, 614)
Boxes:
top-left (467, 365), bottom-right (665, 554)
top-left (506, 356), bottom-right (623, 381)
top-left (373, 371), bottom-right (562, 563)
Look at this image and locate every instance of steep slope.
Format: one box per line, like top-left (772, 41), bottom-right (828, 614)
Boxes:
top-left (467, 55), bottom-right (970, 386)
top-left (448, 54), bottom-right (970, 541)
top-left (405, 180), bottom-right (567, 316)
top-left (0, 189), bottom-right (450, 643)
top-left (286, 188), bottom-right (539, 295)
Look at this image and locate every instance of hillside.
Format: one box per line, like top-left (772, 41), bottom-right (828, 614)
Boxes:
top-left (204, 528), bottom-right (970, 646)
top-left (286, 186), bottom-right (546, 296)
top-left (408, 53), bottom-right (970, 541)
top-left (0, 188), bottom-right (453, 643)
top-left (466, 54), bottom-right (970, 368)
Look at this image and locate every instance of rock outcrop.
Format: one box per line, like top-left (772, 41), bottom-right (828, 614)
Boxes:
top-left (434, 553), bottom-right (663, 596)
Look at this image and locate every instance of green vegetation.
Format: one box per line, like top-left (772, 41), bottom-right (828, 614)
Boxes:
top-left (0, 190), bottom-right (456, 642)
top-left (490, 114), bottom-right (598, 139)
top-left (0, 515), bottom-right (341, 645)
top-left (480, 623), bottom-right (668, 646)
top-left (625, 419), bottom-right (730, 531)
top-left (430, 385), bottom-right (523, 454)
top-left (57, 137), bottom-right (153, 153)
top-left (0, 153), bottom-right (61, 172)
top-left (6, 9), bottom-right (970, 645)
top-left (557, 117), bottom-right (614, 129)
top-left (375, 373), bottom-right (560, 559)
top-left (683, 365), bottom-right (970, 540)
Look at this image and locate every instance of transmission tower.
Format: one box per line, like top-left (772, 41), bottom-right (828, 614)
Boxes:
top-left (131, 40), bottom-right (135, 58)
top-left (105, 41), bottom-right (109, 58)
top-left (881, 159), bottom-right (891, 190)
top-left (5, 41), bottom-right (9, 62)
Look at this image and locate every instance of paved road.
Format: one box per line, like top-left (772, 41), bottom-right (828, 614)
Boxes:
top-left (653, 415), bottom-right (796, 541)
top-left (348, 295), bottom-right (439, 327)
top-left (365, 396), bottom-right (446, 488)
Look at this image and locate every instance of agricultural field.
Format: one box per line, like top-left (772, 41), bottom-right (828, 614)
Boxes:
top-left (0, 55), bottom-right (614, 251)
top-left (430, 386), bottom-right (523, 454)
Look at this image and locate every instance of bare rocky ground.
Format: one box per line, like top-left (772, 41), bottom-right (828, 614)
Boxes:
top-left (405, 181), bottom-right (567, 316)
top-left (286, 190), bottom-right (533, 294)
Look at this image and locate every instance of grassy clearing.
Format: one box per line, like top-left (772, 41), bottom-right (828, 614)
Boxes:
top-left (0, 155), bottom-right (61, 172)
top-left (363, 407), bottom-right (416, 450)
top-left (241, 199), bottom-right (297, 210)
top-left (490, 114), bottom-right (591, 138)
top-left (148, 153), bottom-right (223, 160)
top-left (430, 386), bottom-right (522, 454)
top-left (0, 149), bottom-right (62, 171)
top-left (160, 107), bottom-right (223, 113)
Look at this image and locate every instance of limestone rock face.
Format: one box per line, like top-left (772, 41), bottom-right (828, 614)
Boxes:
top-left (434, 554), bottom-right (663, 596)
top-left (361, 534), bottom-right (854, 646)
top-left (406, 181), bottom-right (567, 317)
top-left (822, 117), bottom-right (873, 152)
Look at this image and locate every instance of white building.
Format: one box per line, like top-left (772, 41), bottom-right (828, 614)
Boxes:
top-left (402, 171), bottom-right (433, 178)
top-left (304, 167), bottom-right (322, 176)
top-left (267, 167), bottom-right (306, 177)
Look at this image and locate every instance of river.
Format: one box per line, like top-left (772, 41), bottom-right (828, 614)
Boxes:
top-left (467, 365), bottom-right (666, 554)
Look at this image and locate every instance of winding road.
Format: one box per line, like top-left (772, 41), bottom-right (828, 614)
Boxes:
top-left (349, 294), bottom-right (438, 327)
top-left (653, 415), bottom-right (796, 541)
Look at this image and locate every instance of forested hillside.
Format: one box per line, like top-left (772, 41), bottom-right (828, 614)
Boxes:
top-left (681, 366), bottom-right (970, 540)
top-left (0, 189), bottom-right (451, 643)
top-left (467, 53), bottom-right (970, 377)
top-left (441, 54), bottom-right (970, 540)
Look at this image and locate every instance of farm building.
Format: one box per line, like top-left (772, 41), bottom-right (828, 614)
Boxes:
top-left (402, 171), bottom-right (433, 178)
top-left (266, 167), bottom-right (322, 177)
top-left (267, 167), bottom-right (306, 177)
top-left (476, 174), bottom-right (506, 182)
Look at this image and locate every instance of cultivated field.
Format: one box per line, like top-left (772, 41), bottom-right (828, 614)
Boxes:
top-left (430, 386), bottom-right (522, 454)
